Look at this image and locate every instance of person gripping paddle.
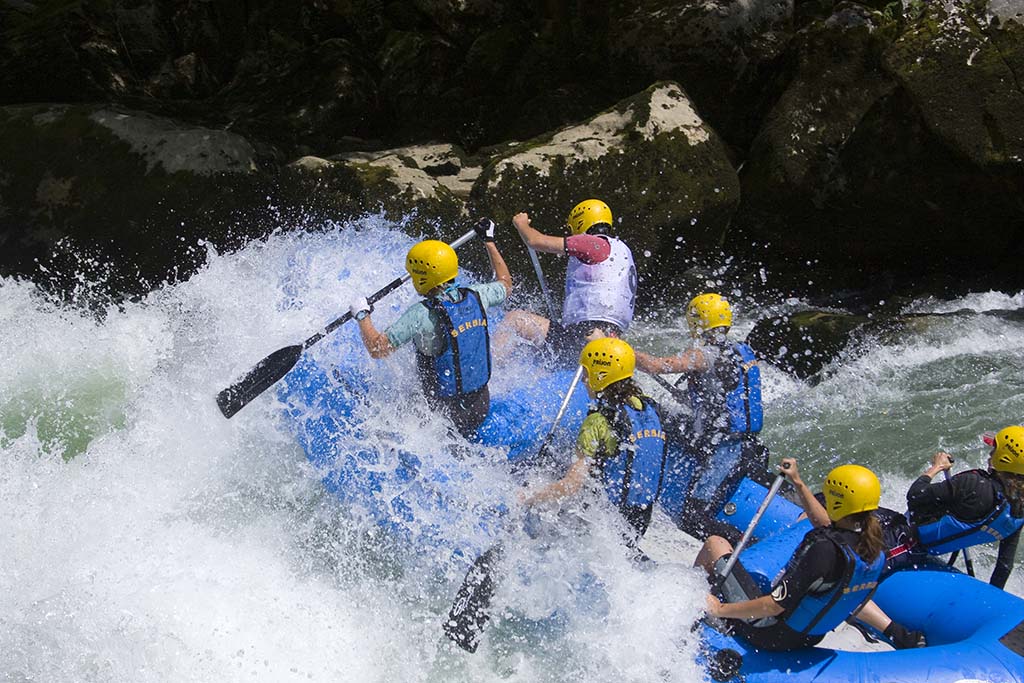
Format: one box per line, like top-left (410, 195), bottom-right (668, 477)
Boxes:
top-left (350, 219), bottom-right (512, 439)
top-left (215, 228), bottom-right (481, 418)
top-left (495, 199), bottom-right (637, 367)
top-left (697, 459), bottom-right (925, 651)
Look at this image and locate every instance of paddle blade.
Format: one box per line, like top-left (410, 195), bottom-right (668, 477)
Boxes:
top-left (216, 344), bottom-right (304, 418)
top-left (444, 544), bottom-right (503, 653)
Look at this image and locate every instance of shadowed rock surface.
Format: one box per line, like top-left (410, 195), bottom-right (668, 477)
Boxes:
top-left (0, 0), bottom-right (1021, 302)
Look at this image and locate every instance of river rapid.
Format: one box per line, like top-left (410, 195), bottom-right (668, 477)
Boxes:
top-left (3, 218), bottom-right (1023, 681)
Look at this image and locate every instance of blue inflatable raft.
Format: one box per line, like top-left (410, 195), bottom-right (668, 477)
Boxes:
top-left (278, 333), bottom-right (783, 562)
top-left (278, 332), bottom-right (1024, 683)
top-left (277, 332), bottom-right (597, 563)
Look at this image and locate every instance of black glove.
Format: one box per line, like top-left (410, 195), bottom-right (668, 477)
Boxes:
top-left (474, 217), bottom-right (496, 243)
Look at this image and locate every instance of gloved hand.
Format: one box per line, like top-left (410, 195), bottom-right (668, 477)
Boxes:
top-left (474, 217), bottom-right (496, 242)
top-left (884, 621), bottom-right (927, 649)
top-left (349, 296), bottom-right (372, 320)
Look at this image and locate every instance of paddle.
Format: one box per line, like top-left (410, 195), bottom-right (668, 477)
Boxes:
top-left (717, 462), bottom-right (790, 584)
top-left (641, 368), bottom-right (690, 407)
top-left (523, 241), bottom-right (558, 321)
top-left (215, 229), bottom-right (478, 419)
top-left (444, 365), bottom-right (585, 653)
top-left (520, 231), bottom-right (687, 415)
top-left (942, 457), bottom-right (976, 577)
top-left (694, 465), bottom-right (788, 681)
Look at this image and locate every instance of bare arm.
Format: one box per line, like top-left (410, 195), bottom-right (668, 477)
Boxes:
top-left (781, 457), bottom-right (831, 528)
top-left (356, 316), bottom-right (395, 359)
top-left (512, 212), bottom-right (565, 254)
top-left (521, 455), bottom-right (589, 506)
top-left (706, 594), bottom-right (784, 620)
top-left (636, 348), bottom-right (707, 374)
top-left (923, 451), bottom-right (954, 480)
top-left (485, 241), bottom-right (512, 297)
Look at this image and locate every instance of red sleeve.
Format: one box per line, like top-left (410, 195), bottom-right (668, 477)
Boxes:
top-left (565, 234), bottom-right (611, 265)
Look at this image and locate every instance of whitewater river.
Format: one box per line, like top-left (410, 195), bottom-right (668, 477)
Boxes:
top-left (3, 220), bottom-right (1023, 681)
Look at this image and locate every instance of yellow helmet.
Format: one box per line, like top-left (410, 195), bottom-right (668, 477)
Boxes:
top-left (566, 199), bottom-right (613, 235)
top-left (579, 337), bottom-right (635, 393)
top-left (823, 464), bottom-right (881, 522)
top-left (990, 426), bottom-right (1024, 475)
top-left (405, 240), bottom-right (457, 295)
top-left (686, 293), bottom-right (733, 336)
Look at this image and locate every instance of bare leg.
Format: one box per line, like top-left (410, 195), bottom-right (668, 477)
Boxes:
top-left (851, 600), bottom-right (892, 632)
top-left (853, 599), bottom-right (927, 648)
top-left (493, 309), bottom-right (551, 354)
top-left (694, 535), bottom-right (734, 574)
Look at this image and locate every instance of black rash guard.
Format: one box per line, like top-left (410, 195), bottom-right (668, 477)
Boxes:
top-left (907, 469), bottom-right (1021, 589)
top-left (722, 527), bottom-right (861, 651)
top-left (907, 470), bottom-right (998, 523)
top-left (771, 527), bottom-right (857, 613)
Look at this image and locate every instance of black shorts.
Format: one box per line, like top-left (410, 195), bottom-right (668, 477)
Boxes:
top-left (430, 384), bottom-right (490, 439)
top-left (545, 320), bottom-right (623, 368)
top-left (711, 555), bottom-right (823, 652)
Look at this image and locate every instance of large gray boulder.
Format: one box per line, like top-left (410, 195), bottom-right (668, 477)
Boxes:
top-left (884, 0), bottom-right (1024, 167)
top-left (748, 305), bottom-right (1024, 381)
top-left (611, 0), bottom-right (796, 146)
top-left (276, 143), bottom-right (477, 235)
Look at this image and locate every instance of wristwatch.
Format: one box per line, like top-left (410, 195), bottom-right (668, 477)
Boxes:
top-left (354, 309), bottom-right (370, 321)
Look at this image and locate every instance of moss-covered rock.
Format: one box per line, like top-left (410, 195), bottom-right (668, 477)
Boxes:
top-left (748, 306), bottom-right (1024, 381)
top-left (747, 310), bottom-right (871, 379)
top-left (735, 2), bottom-right (1024, 294)
top-left (470, 82), bottom-right (740, 284)
top-left (215, 37), bottom-right (379, 157)
top-left (611, 0), bottom-right (797, 148)
top-left (884, 0), bottom-right (1024, 167)
top-left (741, 5), bottom-right (896, 200)
top-left (0, 104), bottom-right (274, 298)
top-left (277, 143), bottom-right (472, 236)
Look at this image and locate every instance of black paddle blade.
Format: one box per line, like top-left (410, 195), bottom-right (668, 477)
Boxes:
top-left (444, 544), bottom-right (503, 653)
top-left (216, 344), bottom-right (305, 418)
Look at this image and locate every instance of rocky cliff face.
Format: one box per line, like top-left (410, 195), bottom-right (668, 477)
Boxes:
top-left (1, 0), bottom-right (1021, 300)
top-left (736, 0), bottom-right (1024, 294)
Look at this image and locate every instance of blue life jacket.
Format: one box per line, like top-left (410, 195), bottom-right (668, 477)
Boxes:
top-left (419, 288), bottom-right (490, 398)
top-left (688, 341), bottom-right (763, 437)
top-left (727, 343), bottom-right (763, 433)
top-left (916, 470), bottom-right (1024, 555)
top-left (783, 528), bottom-right (885, 636)
top-left (597, 398), bottom-right (668, 510)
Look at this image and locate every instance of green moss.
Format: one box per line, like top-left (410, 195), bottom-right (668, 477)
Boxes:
top-left (348, 161), bottom-right (396, 186)
top-left (883, 0), bottom-right (1024, 165)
